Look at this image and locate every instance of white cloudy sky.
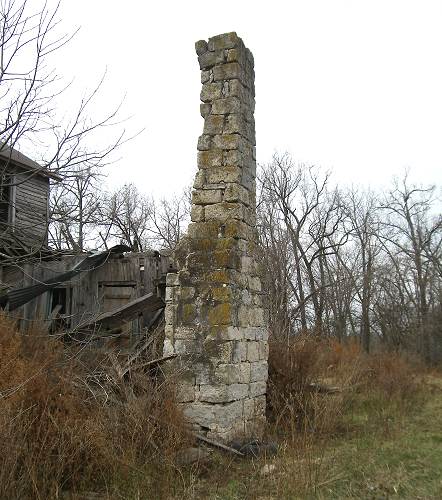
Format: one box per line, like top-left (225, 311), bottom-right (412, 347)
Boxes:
top-left (47, 0), bottom-right (442, 197)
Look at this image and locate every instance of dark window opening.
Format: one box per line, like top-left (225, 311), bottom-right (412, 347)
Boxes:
top-left (47, 287), bottom-right (71, 331)
top-left (0, 173), bottom-right (10, 224)
top-left (51, 287), bottom-right (67, 314)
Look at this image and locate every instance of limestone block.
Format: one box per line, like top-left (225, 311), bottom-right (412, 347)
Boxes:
top-left (165, 286), bottom-right (174, 303)
top-left (174, 326), bottom-right (196, 340)
top-left (240, 255), bottom-right (253, 273)
top-left (201, 82), bottom-right (223, 102)
top-left (259, 341), bottom-right (269, 360)
top-left (213, 134), bottom-right (241, 151)
top-left (195, 39), bottom-right (208, 55)
top-left (203, 115), bottom-right (224, 135)
top-left (211, 97), bottom-right (241, 115)
top-left (246, 341), bottom-right (260, 362)
top-left (239, 362), bottom-right (251, 383)
top-left (187, 222), bottom-right (220, 240)
top-left (238, 305), bottom-right (249, 327)
top-left (226, 47), bottom-right (244, 63)
top-left (182, 400), bottom-right (243, 430)
top-left (243, 327), bottom-right (256, 340)
top-left (177, 382), bottom-right (196, 403)
top-left (248, 276), bottom-right (262, 292)
top-left (199, 383), bottom-right (248, 403)
top-left (244, 207), bottom-right (256, 226)
top-left (254, 395), bottom-right (266, 415)
top-left (193, 171), bottom-right (205, 190)
top-left (207, 303), bottom-right (232, 326)
top-left (224, 149), bottom-right (243, 167)
top-left (243, 397), bottom-right (255, 418)
top-left (197, 149), bottom-right (223, 168)
top-left (251, 327), bottom-right (268, 341)
top-left (211, 286), bottom-right (232, 302)
top-left (250, 361), bottom-right (268, 383)
top-left (165, 304), bottom-right (177, 326)
top-left (200, 103), bottom-right (211, 118)
top-left (197, 134), bottom-right (212, 150)
top-left (253, 294), bottom-right (263, 307)
top-left (180, 286), bottom-right (196, 300)
top-left (191, 205), bottom-right (205, 222)
top-left (163, 338), bottom-right (175, 356)
top-left (201, 70), bottom-right (211, 84)
top-left (215, 363), bottom-right (241, 384)
top-left (217, 325), bottom-right (244, 341)
top-left (249, 380), bottom-right (267, 397)
top-left (206, 166), bottom-right (242, 184)
top-left (208, 32), bottom-right (239, 51)
top-left (174, 339), bottom-right (202, 355)
top-left (226, 79), bottom-right (246, 99)
top-left (205, 202), bottom-right (244, 222)
top-left (224, 183), bottom-right (250, 205)
top-left (232, 340), bottom-right (247, 362)
top-left (195, 363), bottom-right (213, 385)
top-left (166, 273), bottom-right (179, 286)
top-left (213, 62), bottom-right (242, 81)
top-left (224, 113), bottom-right (245, 135)
top-left (192, 189), bottom-right (223, 205)
top-left (249, 307), bottom-right (265, 327)
top-left (198, 50), bottom-right (225, 70)
top-left (212, 248), bottom-right (241, 270)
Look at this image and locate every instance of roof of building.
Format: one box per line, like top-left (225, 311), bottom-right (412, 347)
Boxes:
top-left (0, 145), bottom-right (61, 181)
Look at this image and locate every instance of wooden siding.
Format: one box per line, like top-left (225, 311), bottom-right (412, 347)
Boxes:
top-left (13, 171), bottom-right (49, 246)
top-left (3, 251), bottom-right (169, 333)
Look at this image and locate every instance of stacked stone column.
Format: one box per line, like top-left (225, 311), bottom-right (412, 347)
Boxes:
top-left (163, 32), bottom-right (268, 443)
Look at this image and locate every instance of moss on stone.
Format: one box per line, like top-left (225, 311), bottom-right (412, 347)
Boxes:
top-left (211, 286), bottom-right (232, 302)
top-left (182, 303), bottom-right (197, 324)
top-left (208, 303), bottom-right (232, 326)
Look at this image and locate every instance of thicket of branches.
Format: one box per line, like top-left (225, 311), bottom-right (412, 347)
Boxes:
top-left (49, 178), bottom-right (191, 252)
top-left (258, 154), bottom-right (442, 362)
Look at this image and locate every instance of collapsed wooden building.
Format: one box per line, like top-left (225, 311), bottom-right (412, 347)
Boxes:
top-left (0, 147), bottom-right (171, 342)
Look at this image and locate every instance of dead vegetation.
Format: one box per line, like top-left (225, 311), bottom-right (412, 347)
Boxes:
top-left (0, 316), bottom-right (435, 499)
top-left (0, 315), bottom-right (191, 499)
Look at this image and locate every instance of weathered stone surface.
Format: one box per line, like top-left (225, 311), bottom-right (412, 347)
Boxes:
top-left (195, 39), bottom-right (208, 55)
top-left (163, 33), bottom-right (267, 443)
top-left (213, 62), bottom-right (242, 82)
top-left (211, 97), bottom-right (241, 115)
top-left (200, 103), bottom-right (211, 118)
top-left (224, 183), bottom-right (250, 205)
top-left (206, 166), bottom-right (242, 184)
top-left (197, 150), bottom-right (223, 168)
top-left (198, 50), bottom-right (225, 69)
top-left (203, 115), bottom-right (224, 135)
top-left (192, 189), bottom-right (223, 205)
top-left (208, 32), bottom-right (239, 51)
top-left (205, 202), bottom-right (244, 221)
top-left (213, 134), bottom-right (241, 150)
top-left (191, 205), bottom-right (205, 222)
top-left (250, 361), bottom-right (268, 383)
top-left (201, 82), bottom-right (223, 102)
top-left (246, 341), bottom-right (260, 362)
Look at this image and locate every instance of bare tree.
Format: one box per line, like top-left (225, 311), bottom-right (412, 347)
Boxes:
top-left (0, 0), bottom-right (129, 176)
top-left (147, 191), bottom-right (191, 251)
top-left (48, 165), bottom-right (103, 251)
top-left (378, 173), bottom-right (442, 360)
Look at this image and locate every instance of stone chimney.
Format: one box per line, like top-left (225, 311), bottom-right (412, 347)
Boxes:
top-left (163, 32), bottom-right (268, 443)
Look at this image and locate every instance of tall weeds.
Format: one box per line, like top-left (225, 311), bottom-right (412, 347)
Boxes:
top-left (0, 315), bottom-right (190, 499)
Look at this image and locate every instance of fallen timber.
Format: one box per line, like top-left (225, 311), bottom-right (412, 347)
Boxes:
top-left (77, 293), bottom-right (165, 334)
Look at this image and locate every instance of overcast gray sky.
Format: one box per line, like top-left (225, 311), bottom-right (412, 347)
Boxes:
top-left (53, 0), bottom-right (442, 197)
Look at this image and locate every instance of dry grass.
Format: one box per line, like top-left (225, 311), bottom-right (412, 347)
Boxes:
top-left (0, 315), bottom-right (435, 499)
top-left (0, 314), bottom-right (191, 499)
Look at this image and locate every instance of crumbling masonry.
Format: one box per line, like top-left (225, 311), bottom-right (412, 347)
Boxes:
top-left (163, 32), bottom-right (268, 442)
